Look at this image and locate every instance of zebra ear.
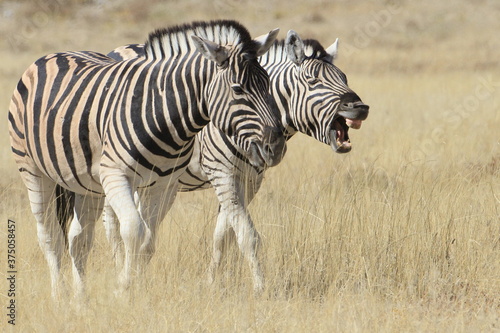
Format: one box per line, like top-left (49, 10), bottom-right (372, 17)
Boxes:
top-left (191, 35), bottom-right (229, 66)
top-left (253, 28), bottom-right (280, 57)
top-left (285, 30), bottom-right (305, 65)
top-left (325, 38), bottom-right (339, 62)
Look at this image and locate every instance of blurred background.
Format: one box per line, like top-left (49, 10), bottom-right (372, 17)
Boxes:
top-left (1, 0), bottom-right (498, 73)
top-left (0, 1), bottom-right (499, 331)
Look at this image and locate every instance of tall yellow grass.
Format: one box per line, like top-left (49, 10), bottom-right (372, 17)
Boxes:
top-left (1, 0), bottom-right (499, 332)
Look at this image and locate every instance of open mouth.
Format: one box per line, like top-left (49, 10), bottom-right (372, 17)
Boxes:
top-left (329, 116), bottom-right (363, 153)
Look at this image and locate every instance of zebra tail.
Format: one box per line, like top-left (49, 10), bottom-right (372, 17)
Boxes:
top-left (55, 185), bottom-right (75, 248)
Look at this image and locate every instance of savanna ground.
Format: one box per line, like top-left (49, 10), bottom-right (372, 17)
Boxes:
top-left (0, 0), bottom-right (499, 331)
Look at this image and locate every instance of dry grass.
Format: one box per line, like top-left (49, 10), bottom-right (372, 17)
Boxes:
top-left (1, 0), bottom-right (499, 332)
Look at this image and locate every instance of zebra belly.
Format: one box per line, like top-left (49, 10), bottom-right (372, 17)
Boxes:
top-left (99, 137), bottom-right (196, 192)
top-left (32, 140), bottom-right (105, 196)
top-left (177, 136), bottom-right (212, 191)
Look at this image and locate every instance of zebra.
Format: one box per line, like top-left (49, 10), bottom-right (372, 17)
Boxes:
top-left (8, 20), bottom-right (285, 298)
top-left (102, 30), bottom-right (369, 293)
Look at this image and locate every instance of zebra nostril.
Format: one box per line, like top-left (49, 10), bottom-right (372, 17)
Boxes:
top-left (259, 126), bottom-right (286, 167)
top-left (342, 102), bottom-right (352, 109)
top-left (339, 92), bottom-right (362, 110)
top-left (263, 142), bottom-right (273, 156)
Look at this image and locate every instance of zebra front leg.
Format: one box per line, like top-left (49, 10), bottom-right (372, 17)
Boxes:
top-left (24, 174), bottom-right (66, 299)
top-left (68, 194), bottom-right (104, 299)
top-left (210, 175), bottom-right (264, 294)
top-left (236, 174), bottom-right (265, 294)
top-left (137, 184), bottom-right (178, 269)
top-left (207, 207), bottom-right (230, 286)
top-left (102, 192), bottom-right (142, 270)
top-left (101, 172), bottom-right (145, 292)
top-left (227, 201), bottom-right (264, 294)
top-left (102, 199), bottom-right (124, 270)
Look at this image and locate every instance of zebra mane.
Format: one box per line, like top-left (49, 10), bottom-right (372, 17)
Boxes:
top-left (144, 20), bottom-right (256, 59)
top-left (261, 39), bottom-right (331, 64)
top-left (302, 39), bottom-right (330, 60)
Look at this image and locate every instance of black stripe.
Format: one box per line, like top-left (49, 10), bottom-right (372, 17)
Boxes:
top-left (11, 147), bottom-right (26, 157)
top-left (8, 112), bottom-right (25, 140)
top-left (32, 57), bottom-right (50, 177)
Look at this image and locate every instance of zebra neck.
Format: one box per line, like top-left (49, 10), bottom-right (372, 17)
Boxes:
top-left (157, 53), bottom-right (211, 138)
top-left (261, 58), bottom-right (299, 138)
top-left (119, 56), bottom-right (213, 143)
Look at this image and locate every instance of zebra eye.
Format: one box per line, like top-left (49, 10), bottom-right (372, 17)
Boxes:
top-left (219, 59), bottom-right (229, 69)
top-left (307, 77), bottom-right (321, 85)
top-left (231, 84), bottom-right (245, 95)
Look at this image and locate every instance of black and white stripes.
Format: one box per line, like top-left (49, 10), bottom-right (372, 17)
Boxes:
top-left (8, 20), bottom-right (283, 298)
top-left (189, 31), bottom-right (370, 292)
top-left (104, 30), bottom-right (369, 293)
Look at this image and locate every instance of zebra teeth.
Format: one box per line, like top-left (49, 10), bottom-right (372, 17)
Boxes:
top-left (337, 139), bottom-right (352, 151)
top-left (329, 117), bottom-right (352, 154)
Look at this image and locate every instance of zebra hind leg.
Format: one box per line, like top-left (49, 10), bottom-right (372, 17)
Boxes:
top-left (68, 193), bottom-right (104, 299)
top-left (22, 173), bottom-right (66, 299)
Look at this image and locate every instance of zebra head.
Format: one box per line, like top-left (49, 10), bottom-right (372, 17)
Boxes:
top-left (190, 27), bottom-right (286, 167)
top-left (284, 30), bottom-right (369, 153)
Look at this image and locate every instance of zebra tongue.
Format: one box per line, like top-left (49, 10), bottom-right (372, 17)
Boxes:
top-left (346, 118), bottom-right (362, 129)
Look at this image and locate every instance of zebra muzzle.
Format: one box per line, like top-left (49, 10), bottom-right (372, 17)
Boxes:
top-left (338, 100), bottom-right (369, 123)
top-left (249, 127), bottom-right (287, 168)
